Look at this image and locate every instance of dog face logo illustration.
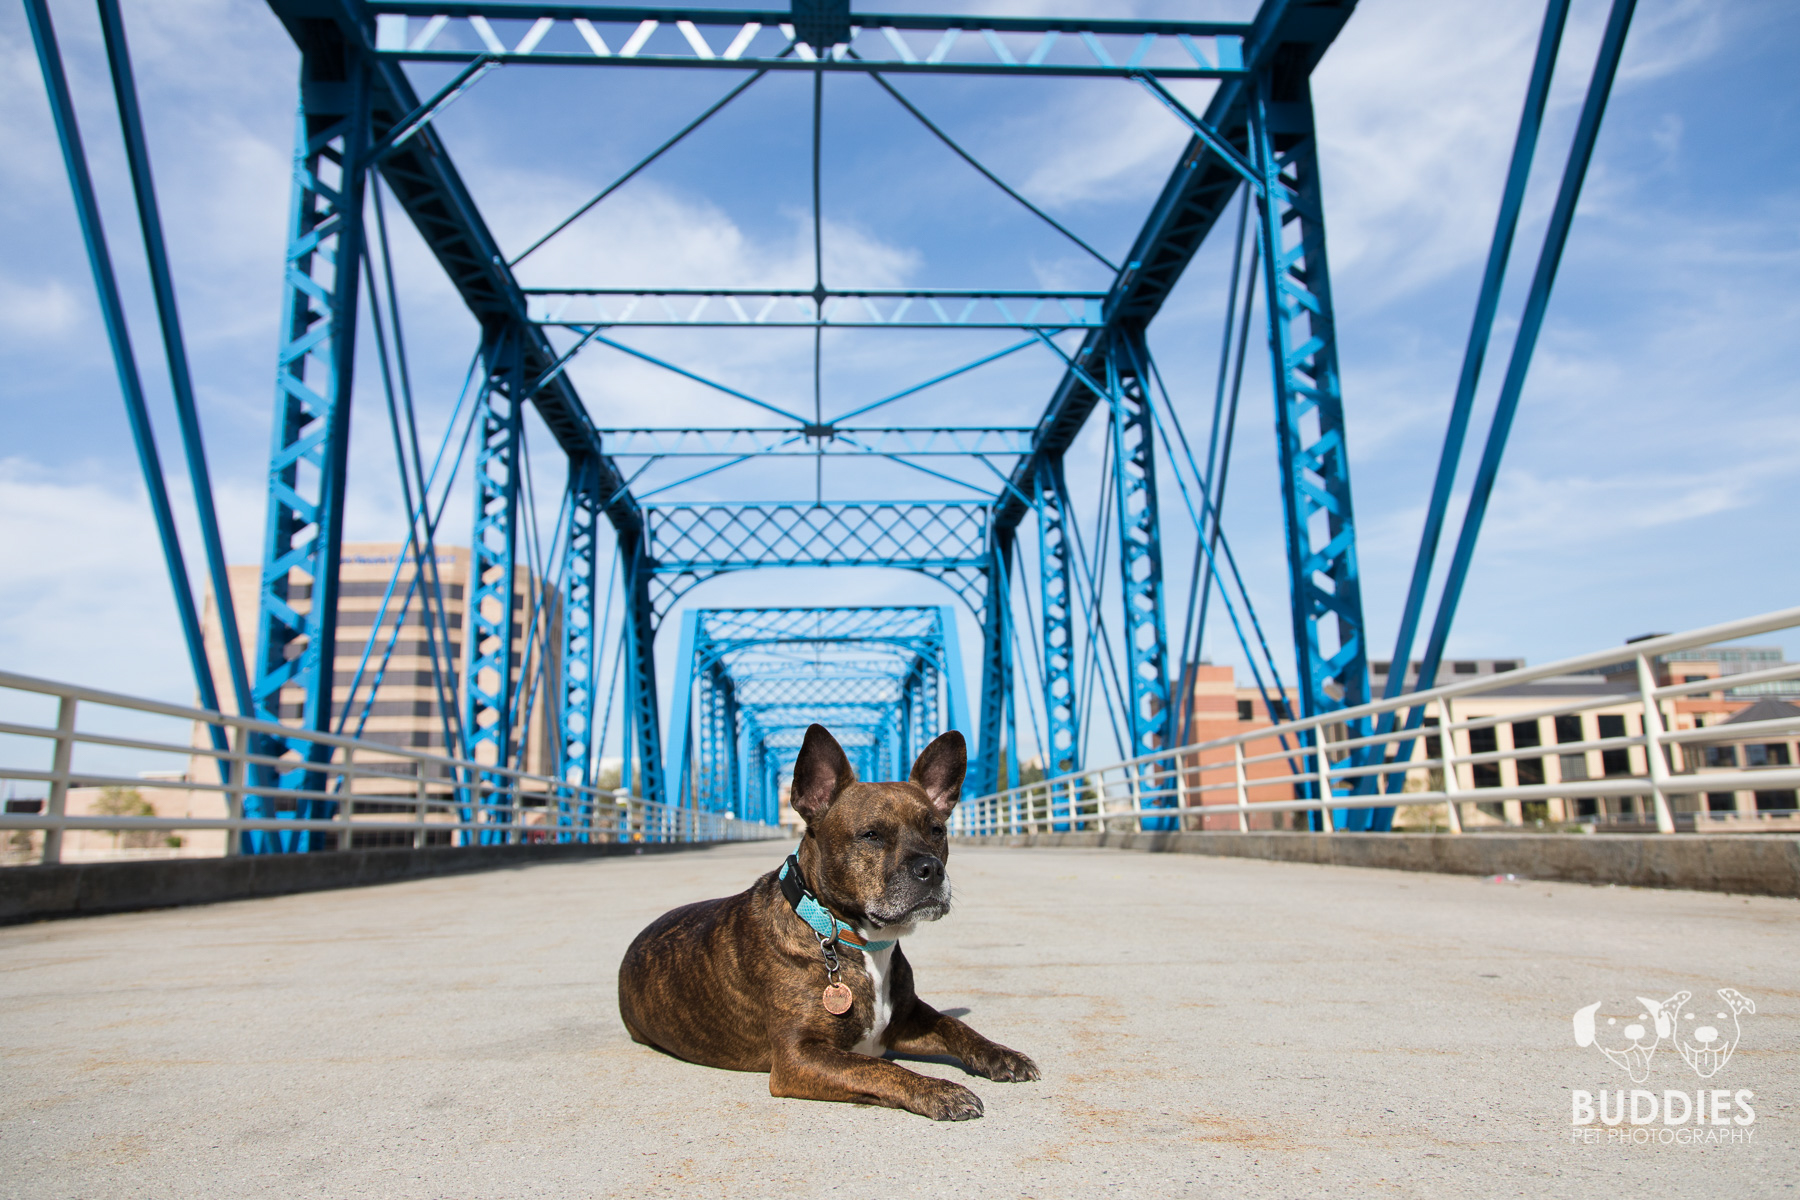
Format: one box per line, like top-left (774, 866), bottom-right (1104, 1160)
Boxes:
top-left (1672, 988), bottom-right (1755, 1078)
top-left (1573, 994), bottom-right (1681, 1082)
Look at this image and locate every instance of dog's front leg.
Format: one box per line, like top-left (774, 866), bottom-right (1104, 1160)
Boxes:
top-left (769, 1037), bottom-right (985, 1121)
top-left (886, 998), bottom-right (1040, 1083)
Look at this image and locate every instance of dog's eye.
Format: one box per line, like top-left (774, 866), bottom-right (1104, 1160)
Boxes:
top-left (859, 829), bottom-right (882, 844)
top-left (930, 824), bottom-right (945, 837)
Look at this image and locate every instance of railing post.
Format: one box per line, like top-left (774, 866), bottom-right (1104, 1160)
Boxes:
top-left (1314, 726), bottom-right (1334, 832)
top-left (337, 744), bottom-right (356, 852)
top-left (414, 763), bottom-right (429, 849)
top-left (1635, 653), bottom-right (1677, 834)
top-left (1233, 740), bottom-right (1250, 832)
top-left (41, 696), bottom-right (76, 865)
top-left (224, 722), bottom-right (249, 857)
top-left (1436, 697), bottom-right (1464, 834)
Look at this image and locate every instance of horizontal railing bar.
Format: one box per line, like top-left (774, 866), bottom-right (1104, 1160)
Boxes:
top-left (987, 605), bottom-right (1800, 800)
top-left (1654, 662), bottom-right (1800, 699)
top-left (962, 768), bottom-right (1800, 821)
top-left (0, 667), bottom-right (614, 798)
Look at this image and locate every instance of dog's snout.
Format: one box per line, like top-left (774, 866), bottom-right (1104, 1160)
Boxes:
top-left (909, 854), bottom-right (944, 885)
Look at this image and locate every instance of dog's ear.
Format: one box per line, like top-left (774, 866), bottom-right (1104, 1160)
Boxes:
top-left (791, 724), bottom-right (855, 825)
top-left (909, 730), bottom-right (967, 818)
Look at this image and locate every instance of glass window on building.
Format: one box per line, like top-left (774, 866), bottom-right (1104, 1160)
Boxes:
top-left (1597, 714), bottom-right (1631, 776)
top-left (1555, 714), bottom-right (1583, 744)
top-left (1705, 745), bottom-right (1739, 769)
top-left (1512, 720), bottom-right (1544, 786)
top-left (1705, 793), bottom-right (1737, 812)
top-left (1469, 726), bottom-right (1500, 788)
top-left (1754, 790), bottom-right (1797, 811)
top-left (1746, 744), bottom-right (1792, 768)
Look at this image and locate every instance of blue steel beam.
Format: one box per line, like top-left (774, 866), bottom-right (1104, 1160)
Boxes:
top-left (1106, 335), bottom-right (1174, 774)
top-left (1371, 0), bottom-right (1572, 818)
top-left (1398, 0), bottom-right (1639, 755)
top-left (620, 528), bottom-right (666, 805)
top-left (598, 427), bottom-right (1035, 457)
top-left (370, 7), bottom-right (1248, 79)
top-left (463, 330), bottom-right (527, 841)
top-left (1034, 455), bottom-right (1079, 776)
top-left (528, 288), bottom-right (1104, 329)
top-left (95, 0), bottom-right (255, 723)
top-left (971, 530), bottom-right (1015, 798)
top-left (247, 38), bottom-right (375, 851)
top-left (23, 0), bottom-right (235, 803)
top-left (557, 457), bottom-right (605, 804)
top-left (1247, 57), bottom-right (1371, 829)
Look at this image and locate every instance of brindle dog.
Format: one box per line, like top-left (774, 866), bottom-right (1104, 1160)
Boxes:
top-left (617, 723), bottom-right (1038, 1120)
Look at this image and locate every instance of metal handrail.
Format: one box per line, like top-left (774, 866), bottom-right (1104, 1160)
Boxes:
top-left (958, 605), bottom-right (1800, 837)
top-left (0, 668), bottom-right (782, 863)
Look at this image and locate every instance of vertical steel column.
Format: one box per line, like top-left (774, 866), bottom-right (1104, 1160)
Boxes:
top-left (247, 39), bottom-right (372, 852)
top-left (1105, 334), bottom-right (1175, 794)
top-left (663, 609), bottom-right (700, 808)
top-left (620, 530), bottom-right (667, 807)
top-left (555, 458), bottom-right (602, 834)
top-left (462, 326), bottom-right (525, 843)
top-left (1035, 454), bottom-right (1081, 777)
top-left (971, 531), bottom-right (1015, 797)
top-left (721, 672), bottom-right (741, 814)
top-left (1248, 63), bottom-right (1373, 830)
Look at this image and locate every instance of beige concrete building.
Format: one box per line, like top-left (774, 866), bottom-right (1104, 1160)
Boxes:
top-left (46, 541), bottom-right (572, 857)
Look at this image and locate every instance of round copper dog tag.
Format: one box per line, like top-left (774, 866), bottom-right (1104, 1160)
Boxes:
top-left (821, 982), bottom-right (853, 1015)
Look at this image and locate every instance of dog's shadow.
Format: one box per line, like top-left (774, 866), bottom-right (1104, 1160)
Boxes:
top-left (885, 1008), bottom-right (979, 1073)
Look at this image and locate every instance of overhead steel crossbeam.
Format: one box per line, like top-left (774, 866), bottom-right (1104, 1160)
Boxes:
top-left (370, 6), bottom-right (1248, 78)
top-left (527, 288), bottom-right (1104, 329)
top-left (643, 501), bottom-right (991, 617)
top-left (600, 427), bottom-right (1035, 457)
top-left (666, 606), bottom-right (966, 818)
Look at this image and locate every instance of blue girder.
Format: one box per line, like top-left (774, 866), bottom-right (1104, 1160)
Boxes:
top-left (246, 45), bottom-right (374, 852)
top-left (1247, 56), bottom-right (1371, 828)
top-left (1033, 455), bottom-right (1079, 775)
top-left (462, 328), bottom-right (526, 841)
top-left (370, 7), bottom-right (1250, 79)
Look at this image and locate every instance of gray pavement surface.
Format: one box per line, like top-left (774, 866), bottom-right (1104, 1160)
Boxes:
top-left (1, 842), bottom-right (1795, 1199)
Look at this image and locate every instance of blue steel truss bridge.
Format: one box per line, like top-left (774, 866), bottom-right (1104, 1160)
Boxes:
top-left (19, 0), bottom-right (1650, 848)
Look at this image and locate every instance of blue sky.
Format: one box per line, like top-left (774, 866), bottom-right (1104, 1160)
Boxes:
top-left (2, 0), bottom-right (1796, 773)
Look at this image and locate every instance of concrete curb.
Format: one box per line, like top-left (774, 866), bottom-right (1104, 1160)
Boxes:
top-left (0, 841), bottom-right (726, 925)
top-left (953, 831), bottom-right (1800, 898)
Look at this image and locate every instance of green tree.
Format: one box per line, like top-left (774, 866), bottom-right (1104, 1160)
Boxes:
top-left (93, 786), bottom-right (160, 849)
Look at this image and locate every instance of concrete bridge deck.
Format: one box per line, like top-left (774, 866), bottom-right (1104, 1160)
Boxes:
top-left (1, 842), bottom-right (1793, 1198)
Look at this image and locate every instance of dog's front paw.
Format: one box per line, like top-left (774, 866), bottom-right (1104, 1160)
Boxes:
top-left (963, 1042), bottom-right (1040, 1083)
top-left (914, 1079), bottom-right (985, 1121)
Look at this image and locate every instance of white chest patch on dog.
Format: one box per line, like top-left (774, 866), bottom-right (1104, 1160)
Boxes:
top-left (852, 942), bottom-right (896, 1057)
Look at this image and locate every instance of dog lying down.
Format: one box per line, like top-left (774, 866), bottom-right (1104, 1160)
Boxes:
top-left (617, 724), bottom-right (1038, 1120)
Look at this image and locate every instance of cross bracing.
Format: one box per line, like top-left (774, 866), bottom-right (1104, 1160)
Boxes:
top-left (27, 0), bottom-right (1641, 846)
